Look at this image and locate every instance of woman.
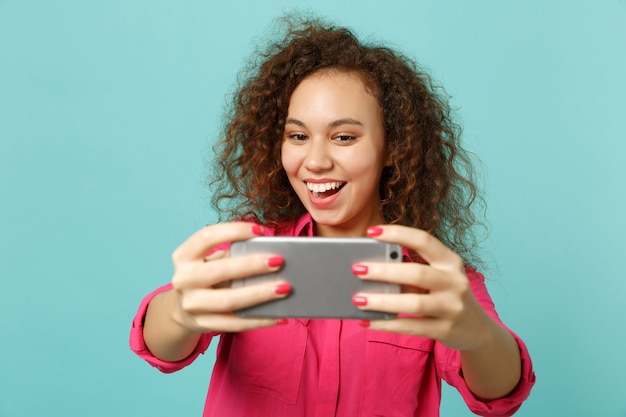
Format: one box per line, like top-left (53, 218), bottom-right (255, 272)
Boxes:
top-left (130, 16), bottom-right (535, 417)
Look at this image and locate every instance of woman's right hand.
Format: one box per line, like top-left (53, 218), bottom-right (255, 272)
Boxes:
top-left (168, 221), bottom-right (291, 334)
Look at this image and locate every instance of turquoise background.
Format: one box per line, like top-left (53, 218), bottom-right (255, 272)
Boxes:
top-left (1, 1), bottom-right (625, 416)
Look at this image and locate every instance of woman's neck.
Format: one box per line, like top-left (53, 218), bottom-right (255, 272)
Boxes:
top-left (312, 212), bottom-right (385, 237)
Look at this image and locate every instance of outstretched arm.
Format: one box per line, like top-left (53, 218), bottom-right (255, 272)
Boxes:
top-left (143, 222), bottom-right (291, 362)
top-left (352, 225), bottom-right (521, 400)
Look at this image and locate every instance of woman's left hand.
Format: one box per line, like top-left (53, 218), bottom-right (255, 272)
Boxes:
top-left (352, 224), bottom-right (493, 352)
top-left (354, 225), bottom-right (523, 399)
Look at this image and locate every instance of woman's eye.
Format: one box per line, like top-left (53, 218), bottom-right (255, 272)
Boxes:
top-left (333, 135), bottom-right (356, 143)
top-left (288, 133), bottom-right (308, 141)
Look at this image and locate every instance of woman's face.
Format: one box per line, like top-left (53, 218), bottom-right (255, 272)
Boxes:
top-left (281, 70), bottom-right (388, 237)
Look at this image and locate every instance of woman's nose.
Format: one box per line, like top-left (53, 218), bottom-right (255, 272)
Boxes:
top-left (303, 139), bottom-right (333, 171)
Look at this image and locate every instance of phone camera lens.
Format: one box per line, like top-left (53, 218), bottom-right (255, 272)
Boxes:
top-left (390, 251), bottom-right (399, 260)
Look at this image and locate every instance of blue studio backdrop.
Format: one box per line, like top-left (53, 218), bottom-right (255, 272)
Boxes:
top-left (1, 1), bottom-right (625, 416)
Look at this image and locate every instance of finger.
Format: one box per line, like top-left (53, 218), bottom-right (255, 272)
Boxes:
top-left (172, 222), bottom-right (263, 263)
top-left (353, 292), bottom-right (452, 318)
top-left (180, 280), bottom-right (291, 314)
top-left (173, 253), bottom-right (281, 289)
top-left (182, 312), bottom-right (281, 333)
top-left (368, 225), bottom-right (464, 271)
top-left (202, 250), bottom-right (227, 262)
top-left (354, 261), bottom-right (456, 291)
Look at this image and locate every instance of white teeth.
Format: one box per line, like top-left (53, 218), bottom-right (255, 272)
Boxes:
top-left (306, 181), bottom-right (343, 193)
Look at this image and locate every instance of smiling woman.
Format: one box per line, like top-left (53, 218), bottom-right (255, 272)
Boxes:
top-left (211, 18), bottom-right (486, 265)
top-left (281, 70), bottom-right (389, 237)
top-left (131, 14), bottom-right (535, 417)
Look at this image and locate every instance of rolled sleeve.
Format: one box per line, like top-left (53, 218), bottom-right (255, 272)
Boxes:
top-left (441, 331), bottom-right (536, 416)
top-left (436, 269), bottom-right (536, 416)
top-left (129, 283), bottom-right (216, 373)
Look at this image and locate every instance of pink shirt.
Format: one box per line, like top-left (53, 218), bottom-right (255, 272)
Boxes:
top-left (130, 214), bottom-right (535, 416)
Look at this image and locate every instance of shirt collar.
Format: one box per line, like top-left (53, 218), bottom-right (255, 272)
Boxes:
top-left (293, 213), bottom-right (314, 237)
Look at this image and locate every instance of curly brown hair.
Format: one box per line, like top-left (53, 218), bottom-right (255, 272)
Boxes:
top-left (210, 15), bottom-right (486, 264)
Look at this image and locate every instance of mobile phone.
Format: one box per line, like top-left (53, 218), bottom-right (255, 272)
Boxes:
top-left (229, 236), bottom-right (402, 319)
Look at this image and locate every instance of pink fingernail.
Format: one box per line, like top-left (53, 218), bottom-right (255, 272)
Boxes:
top-left (266, 256), bottom-right (284, 268)
top-left (251, 224), bottom-right (264, 235)
top-left (352, 264), bottom-right (368, 275)
top-left (366, 226), bottom-right (383, 237)
top-left (276, 318), bottom-right (288, 325)
top-left (359, 320), bottom-right (370, 328)
top-left (352, 295), bottom-right (368, 306)
top-left (274, 283), bottom-right (291, 295)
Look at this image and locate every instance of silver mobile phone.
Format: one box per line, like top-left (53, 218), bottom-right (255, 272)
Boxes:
top-left (230, 237), bottom-right (402, 319)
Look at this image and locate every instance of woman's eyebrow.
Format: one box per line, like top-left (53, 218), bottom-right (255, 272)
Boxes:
top-left (284, 117), bottom-right (363, 127)
top-left (329, 118), bottom-right (363, 127)
top-left (285, 117), bottom-right (305, 127)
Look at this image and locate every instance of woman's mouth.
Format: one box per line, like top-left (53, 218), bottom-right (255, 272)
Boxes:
top-left (306, 181), bottom-right (345, 199)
